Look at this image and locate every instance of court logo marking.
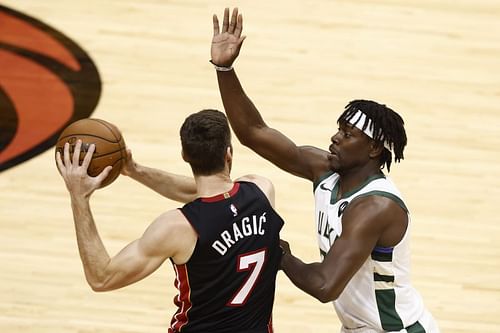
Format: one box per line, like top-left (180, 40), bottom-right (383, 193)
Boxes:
top-left (0, 5), bottom-right (101, 172)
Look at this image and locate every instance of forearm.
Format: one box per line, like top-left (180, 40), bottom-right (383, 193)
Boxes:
top-left (70, 195), bottom-right (112, 290)
top-left (128, 164), bottom-right (197, 203)
top-left (216, 70), bottom-right (321, 181)
top-left (281, 252), bottom-right (338, 303)
top-left (216, 70), bottom-right (267, 145)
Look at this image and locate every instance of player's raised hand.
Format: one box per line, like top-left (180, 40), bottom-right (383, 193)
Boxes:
top-left (56, 140), bottom-right (111, 198)
top-left (211, 7), bottom-right (246, 67)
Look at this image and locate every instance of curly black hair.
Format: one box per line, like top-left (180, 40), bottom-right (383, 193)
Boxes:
top-left (338, 99), bottom-right (407, 172)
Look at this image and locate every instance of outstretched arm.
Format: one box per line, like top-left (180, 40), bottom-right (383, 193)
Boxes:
top-left (121, 149), bottom-right (197, 203)
top-left (211, 8), bottom-right (330, 181)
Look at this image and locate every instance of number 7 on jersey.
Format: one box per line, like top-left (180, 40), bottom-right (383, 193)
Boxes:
top-left (227, 248), bottom-right (267, 306)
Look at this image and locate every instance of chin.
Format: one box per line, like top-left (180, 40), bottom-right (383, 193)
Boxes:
top-left (329, 161), bottom-right (341, 173)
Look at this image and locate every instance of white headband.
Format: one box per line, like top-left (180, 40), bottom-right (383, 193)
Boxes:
top-left (347, 110), bottom-right (393, 153)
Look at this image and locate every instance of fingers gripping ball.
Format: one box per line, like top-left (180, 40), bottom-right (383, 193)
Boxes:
top-left (55, 118), bottom-right (126, 188)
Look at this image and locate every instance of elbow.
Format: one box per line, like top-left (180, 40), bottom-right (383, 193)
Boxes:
top-left (91, 286), bottom-right (106, 293)
top-left (314, 285), bottom-right (342, 303)
top-left (238, 135), bottom-right (266, 153)
top-left (313, 271), bottom-right (349, 303)
top-left (317, 294), bottom-right (338, 304)
top-left (237, 134), bottom-right (255, 148)
top-left (83, 261), bottom-right (116, 292)
top-left (87, 277), bottom-right (112, 292)
top-left (234, 126), bottom-right (265, 149)
top-left (88, 281), bottom-right (107, 292)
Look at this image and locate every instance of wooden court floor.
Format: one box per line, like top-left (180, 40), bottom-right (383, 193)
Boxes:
top-left (1, 1), bottom-right (499, 332)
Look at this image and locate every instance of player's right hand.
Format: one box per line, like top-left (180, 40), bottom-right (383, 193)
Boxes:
top-left (120, 148), bottom-right (137, 177)
top-left (211, 7), bottom-right (246, 67)
top-left (56, 139), bottom-right (111, 198)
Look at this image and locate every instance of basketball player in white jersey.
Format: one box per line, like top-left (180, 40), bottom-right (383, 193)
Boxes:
top-left (208, 8), bottom-right (440, 333)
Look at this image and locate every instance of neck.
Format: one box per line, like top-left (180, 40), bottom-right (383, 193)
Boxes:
top-left (194, 172), bottom-right (234, 198)
top-left (337, 165), bottom-right (382, 198)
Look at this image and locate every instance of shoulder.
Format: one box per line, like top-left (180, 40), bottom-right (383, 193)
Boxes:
top-left (142, 209), bottom-right (197, 259)
top-left (153, 209), bottom-right (199, 239)
top-left (343, 195), bottom-right (405, 233)
top-left (152, 209), bottom-right (189, 229)
top-left (235, 174), bottom-right (275, 207)
top-left (236, 174), bottom-right (273, 188)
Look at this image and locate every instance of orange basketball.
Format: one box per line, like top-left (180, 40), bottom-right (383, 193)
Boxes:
top-left (55, 118), bottom-right (126, 188)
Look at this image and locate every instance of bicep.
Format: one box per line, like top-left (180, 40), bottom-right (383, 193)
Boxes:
top-left (101, 213), bottom-right (182, 291)
top-left (103, 238), bottom-right (167, 290)
top-left (319, 207), bottom-right (383, 299)
top-left (322, 232), bottom-right (377, 292)
top-left (242, 126), bottom-right (330, 181)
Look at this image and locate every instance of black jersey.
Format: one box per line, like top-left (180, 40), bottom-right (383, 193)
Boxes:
top-left (168, 181), bottom-right (284, 333)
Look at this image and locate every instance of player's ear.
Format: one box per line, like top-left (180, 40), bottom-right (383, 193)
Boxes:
top-left (225, 145), bottom-right (233, 173)
top-left (225, 145), bottom-right (233, 162)
top-left (181, 149), bottom-right (189, 162)
top-left (369, 140), bottom-right (384, 159)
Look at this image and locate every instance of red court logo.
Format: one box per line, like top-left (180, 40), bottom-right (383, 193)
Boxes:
top-left (0, 5), bottom-right (101, 172)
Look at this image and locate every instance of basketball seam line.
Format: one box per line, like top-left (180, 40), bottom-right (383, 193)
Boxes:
top-left (89, 148), bottom-right (126, 159)
top-left (92, 119), bottom-right (126, 160)
top-left (57, 133), bottom-right (120, 144)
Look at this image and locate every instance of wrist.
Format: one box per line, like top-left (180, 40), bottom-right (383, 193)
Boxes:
top-left (70, 193), bottom-right (91, 205)
top-left (280, 246), bottom-right (291, 270)
top-left (126, 162), bottom-right (143, 179)
top-left (209, 60), bottom-right (233, 72)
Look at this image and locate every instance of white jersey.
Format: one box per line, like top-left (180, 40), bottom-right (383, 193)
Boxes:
top-left (314, 172), bottom-right (439, 333)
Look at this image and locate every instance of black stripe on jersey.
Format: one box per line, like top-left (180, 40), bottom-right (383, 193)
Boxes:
top-left (371, 251), bottom-right (393, 262)
top-left (375, 289), bottom-right (404, 330)
top-left (374, 273), bottom-right (395, 282)
top-left (406, 321), bottom-right (426, 333)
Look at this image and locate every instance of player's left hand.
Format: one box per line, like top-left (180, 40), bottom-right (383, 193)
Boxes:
top-left (56, 139), bottom-right (111, 198)
top-left (279, 239), bottom-right (293, 268)
top-left (280, 239), bottom-right (292, 254)
top-left (120, 148), bottom-right (138, 177)
top-left (211, 7), bottom-right (246, 67)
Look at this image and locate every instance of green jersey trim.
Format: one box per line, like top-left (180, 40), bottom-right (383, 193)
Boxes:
top-left (330, 173), bottom-right (386, 205)
top-left (407, 321), bottom-right (426, 333)
top-left (356, 190), bottom-right (408, 213)
top-left (375, 289), bottom-right (404, 331)
top-left (312, 170), bottom-right (335, 192)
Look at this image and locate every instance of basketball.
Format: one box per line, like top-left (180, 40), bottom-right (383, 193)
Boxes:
top-left (55, 118), bottom-right (126, 188)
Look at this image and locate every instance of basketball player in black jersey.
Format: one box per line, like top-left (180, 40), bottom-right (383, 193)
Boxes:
top-left (56, 109), bottom-right (284, 333)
